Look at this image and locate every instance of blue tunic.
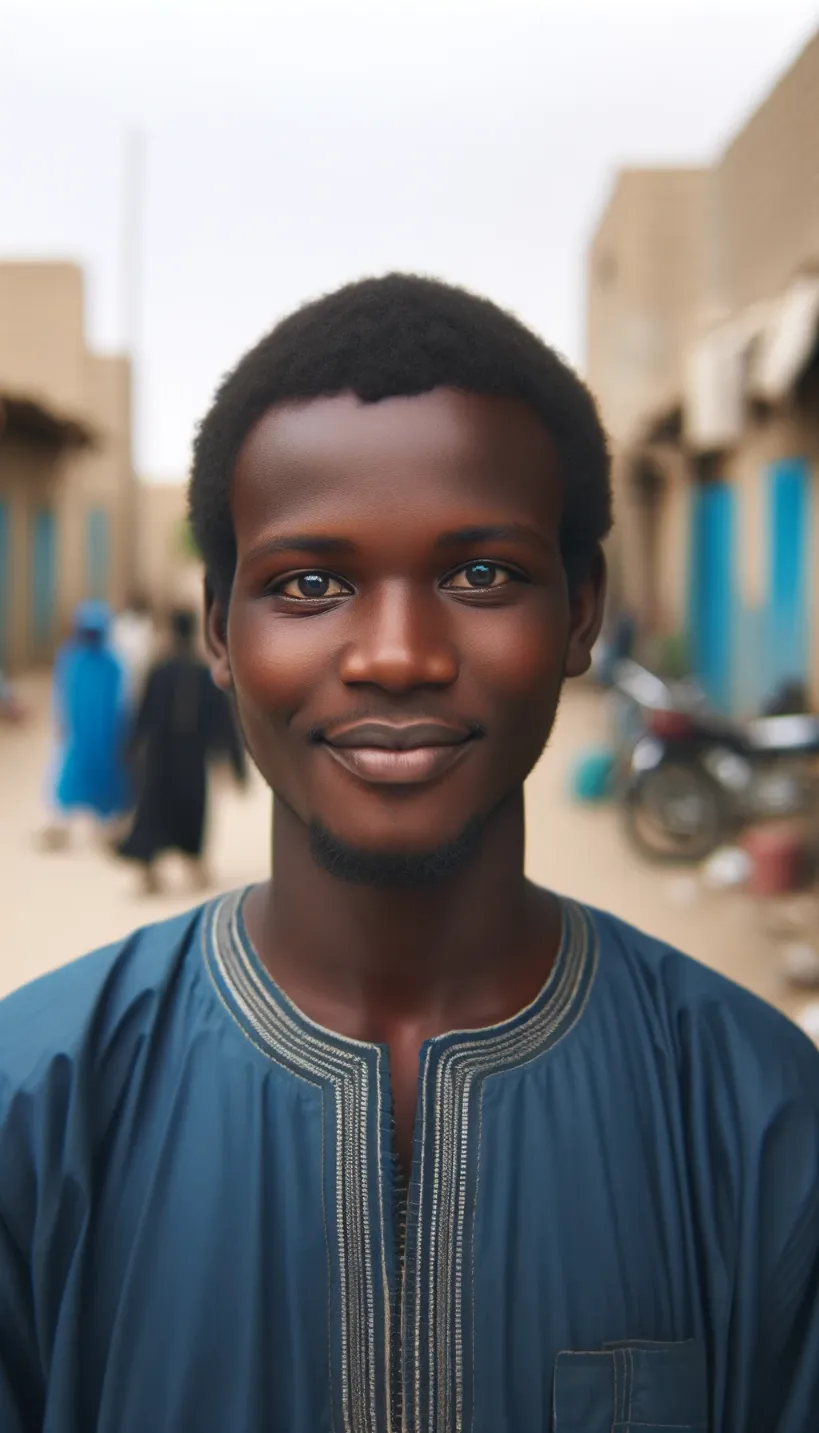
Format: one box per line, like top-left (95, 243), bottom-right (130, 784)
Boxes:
top-left (1, 889), bottom-right (819, 1432)
top-left (52, 635), bottom-right (130, 818)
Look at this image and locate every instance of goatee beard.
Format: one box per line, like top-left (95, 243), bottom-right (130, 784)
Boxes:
top-left (307, 818), bottom-right (485, 889)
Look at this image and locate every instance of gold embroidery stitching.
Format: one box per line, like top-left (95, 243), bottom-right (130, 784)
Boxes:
top-left (410, 899), bottom-right (598, 1433)
top-left (205, 892), bottom-right (389, 1433)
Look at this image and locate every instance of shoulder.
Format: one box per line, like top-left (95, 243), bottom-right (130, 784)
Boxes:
top-left (585, 902), bottom-right (819, 1105)
top-left (585, 908), bottom-right (819, 1381)
top-left (0, 903), bottom-right (220, 1280)
top-left (0, 904), bottom-right (209, 1097)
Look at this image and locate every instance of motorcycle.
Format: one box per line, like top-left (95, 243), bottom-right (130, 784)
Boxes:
top-left (612, 661), bottom-right (819, 864)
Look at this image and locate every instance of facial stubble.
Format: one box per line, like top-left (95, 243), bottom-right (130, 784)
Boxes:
top-left (306, 815), bottom-right (487, 889)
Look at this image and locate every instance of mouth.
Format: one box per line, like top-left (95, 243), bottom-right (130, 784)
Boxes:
top-left (318, 720), bottom-right (481, 787)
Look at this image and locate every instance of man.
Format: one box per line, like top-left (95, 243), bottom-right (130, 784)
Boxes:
top-left (1, 275), bottom-right (818, 1433)
top-left (41, 600), bottom-right (131, 849)
top-left (119, 607), bottom-right (246, 894)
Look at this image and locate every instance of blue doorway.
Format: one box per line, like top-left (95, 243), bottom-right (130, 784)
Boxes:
top-left (689, 481), bottom-right (735, 710)
top-left (0, 500), bottom-right (9, 667)
top-left (30, 506), bottom-right (57, 658)
top-left (766, 458), bottom-right (810, 701)
top-left (85, 506), bottom-right (110, 601)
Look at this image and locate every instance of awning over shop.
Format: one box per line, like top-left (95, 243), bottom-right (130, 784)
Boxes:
top-left (0, 392), bottom-right (95, 451)
top-left (680, 274), bottom-right (819, 453)
top-left (683, 305), bottom-right (770, 452)
top-left (639, 396), bottom-right (683, 448)
top-left (749, 273), bottom-right (819, 404)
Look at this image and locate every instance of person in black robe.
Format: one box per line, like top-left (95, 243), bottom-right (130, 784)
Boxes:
top-left (120, 608), bottom-right (246, 893)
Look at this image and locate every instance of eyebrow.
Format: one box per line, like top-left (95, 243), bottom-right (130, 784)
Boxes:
top-left (434, 523), bottom-right (545, 549)
top-left (243, 534), bottom-right (357, 563)
top-left (243, 523), bottom-right (546, 564)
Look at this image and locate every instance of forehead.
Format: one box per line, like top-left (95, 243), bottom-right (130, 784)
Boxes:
top-left (231, 388), bottom-right (563, 531)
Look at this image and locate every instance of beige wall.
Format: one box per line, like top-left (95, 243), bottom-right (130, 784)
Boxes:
top-left (0, 264), bottom-right (88, 422)
top-left (65, 354), bottom-right (136, 613)
top-left (656, 451), bottom-right (691, 637)
top-left (730, 444), bottom-right (766, 612)
top-left (607, 454), bottom-right (643, 617)
top-left (715, 33), bottom-right (819, 312)
top-left (586, 167), bottom-right (711, 445)
top-left (587, 169), bottom-right (710, 641)
top-left (136, 480), bottom-right (203, 614)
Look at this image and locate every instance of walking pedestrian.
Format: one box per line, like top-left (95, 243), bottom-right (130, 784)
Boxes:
top-left (119, 607), bottom-right (246, 894)
top-left (42, 600), bottom-right (131, 849)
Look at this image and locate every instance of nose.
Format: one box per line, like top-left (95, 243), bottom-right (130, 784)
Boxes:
top-left (337, 584), bottom-right (458, 694)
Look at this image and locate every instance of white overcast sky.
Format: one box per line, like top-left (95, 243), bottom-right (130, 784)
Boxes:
top-left (2, 0), bottom-right (817, 479)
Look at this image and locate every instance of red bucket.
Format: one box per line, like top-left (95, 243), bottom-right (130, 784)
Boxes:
top-left (741, 823), bottom-right (815, 896)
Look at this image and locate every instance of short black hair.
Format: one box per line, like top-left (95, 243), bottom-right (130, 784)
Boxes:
top-left (189, 273), bottom-right (611, 608)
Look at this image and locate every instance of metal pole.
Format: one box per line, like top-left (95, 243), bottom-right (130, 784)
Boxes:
top-left (119, 128), bottom-right (145, 361)
top-left (118, 128), bottom-right (146, 594)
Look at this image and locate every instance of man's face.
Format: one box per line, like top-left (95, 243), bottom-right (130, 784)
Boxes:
top-left (209, 389), bottom-right (604, 867)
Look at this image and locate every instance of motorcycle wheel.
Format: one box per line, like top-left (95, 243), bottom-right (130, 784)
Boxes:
top-left (622, 762), bottom-right (728, 864)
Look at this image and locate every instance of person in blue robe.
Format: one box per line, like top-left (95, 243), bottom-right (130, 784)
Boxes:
top-left (2, 276), bottom-right (818, 1433)
top-left (44, 601), bottom-right (131, 843)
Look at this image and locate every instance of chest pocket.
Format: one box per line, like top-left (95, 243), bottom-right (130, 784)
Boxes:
top-left (552, 1339), bottom-right (707, 1432)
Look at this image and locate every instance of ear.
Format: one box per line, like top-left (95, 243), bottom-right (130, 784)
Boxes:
top-left (204, 579), bottom-right (232, 692)
top-left (565, 548), bottom-right (607, 679)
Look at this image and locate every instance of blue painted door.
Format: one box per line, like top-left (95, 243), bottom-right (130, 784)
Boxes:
top-left (689, 481), bottom-right (735, 710)
top-left (0, 500), bottom-right (9, 667)
top-left (766, 458), bottom-right (809, 700)
top-left (30, 506), bottom-right (57, 657)
top-left (85, 506), bottom-right (110, 601)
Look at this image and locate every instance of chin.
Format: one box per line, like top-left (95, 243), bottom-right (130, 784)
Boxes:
top-left (307, 816), bottom-right (485, 889)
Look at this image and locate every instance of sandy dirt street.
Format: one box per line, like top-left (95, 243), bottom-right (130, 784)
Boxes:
top-left (0, 675), bottom-right (811, 1029)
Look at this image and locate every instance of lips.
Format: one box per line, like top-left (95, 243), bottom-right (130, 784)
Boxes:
top-left (319, 719), bottom-right (479, 786)
top-left (325, 720), bottom-right (473, 750)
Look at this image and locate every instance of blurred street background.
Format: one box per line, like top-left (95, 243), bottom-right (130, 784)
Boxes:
top-left (3, 1), bottom-right (819, 1036)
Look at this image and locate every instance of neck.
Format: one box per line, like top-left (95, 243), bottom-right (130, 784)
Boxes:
top-left (244, 793), bottom-right (561, 1040)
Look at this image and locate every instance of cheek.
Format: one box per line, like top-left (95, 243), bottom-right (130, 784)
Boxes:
top-left (228, 603), bottom-right (332, 713)
top-left (461, 600), bottom-right (567, 700)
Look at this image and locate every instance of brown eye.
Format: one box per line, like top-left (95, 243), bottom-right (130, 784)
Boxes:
top-left (277, 572), bottom-right (350, 599)
top-left (445, 562), bottom-right (512, 590)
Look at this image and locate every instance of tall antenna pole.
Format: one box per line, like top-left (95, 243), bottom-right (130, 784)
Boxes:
top-left (119, 128), bottom-right (146, 363)
top-left (118, 128), bottom-right (146, 594)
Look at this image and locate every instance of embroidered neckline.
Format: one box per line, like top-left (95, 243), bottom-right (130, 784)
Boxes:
top-left (207, 884), bottom-right (590, 1058)
top-left (202, 887), bottom-right (597, 1433)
